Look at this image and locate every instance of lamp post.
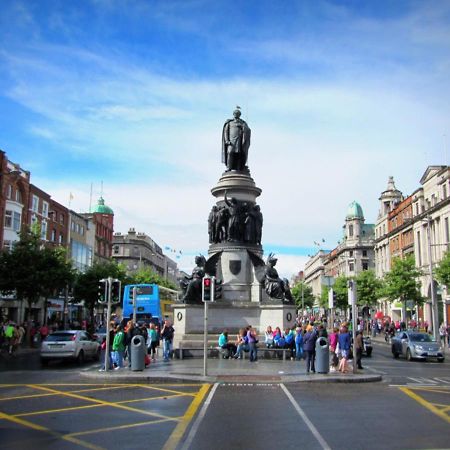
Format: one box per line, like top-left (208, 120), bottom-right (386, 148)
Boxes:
top-left (423, 216), bottom-right (440, 341)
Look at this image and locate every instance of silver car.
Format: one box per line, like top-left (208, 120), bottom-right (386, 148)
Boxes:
top-left (40, 330), bottom-right (100, 365)
top-left (391, 331), bottom-right (445, 362)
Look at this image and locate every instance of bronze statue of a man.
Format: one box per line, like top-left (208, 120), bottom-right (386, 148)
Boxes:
top-left (222, 107), bottom-right (251, 172)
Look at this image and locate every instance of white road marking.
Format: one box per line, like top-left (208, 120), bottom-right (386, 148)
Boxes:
top-left (364, 366), bottom-right (387, 375)
top-left (180, 383), bottom-right (218, 450)
top-left (408, 377), bottom-right (438, 385)
top-left (281, 384), bottom-right (331, 450)
top-left (434, 378), bottom-right (450, 384)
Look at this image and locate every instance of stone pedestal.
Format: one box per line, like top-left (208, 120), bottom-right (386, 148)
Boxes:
top-left (172, 303), bottom-right (297, 348)
top-left (208, 171), bottom-right (263, 302)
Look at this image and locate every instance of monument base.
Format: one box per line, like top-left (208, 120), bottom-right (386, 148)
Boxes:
top-left (172, 302), bottom-right (296, 348)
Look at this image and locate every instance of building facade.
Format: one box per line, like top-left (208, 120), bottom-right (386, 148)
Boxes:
top-left (112, 228), bottom-right (178, 284)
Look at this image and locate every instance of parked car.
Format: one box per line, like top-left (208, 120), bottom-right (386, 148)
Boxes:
top-left (391, 331), bottom-right (445, 362)
top-left (93, 326), bottom-right (107, 344)
top-left (40, 330), bottom-right (100, 365)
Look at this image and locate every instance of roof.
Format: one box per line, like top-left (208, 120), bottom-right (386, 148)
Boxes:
top-left (346, 201), bottom-right (364, 220)
top-left (92, 197), bottom-right (114, 214)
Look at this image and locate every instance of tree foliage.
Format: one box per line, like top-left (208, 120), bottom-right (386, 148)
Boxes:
top-left (291, 281), bottom-right (314, 309)
top-left (355, 269), bottom-right (384, 307)
top-left (383, 256), bottom-right (423, 306)
top-left (73, 261), bottom-right (128, 323)
top-left (0, 229), bottom-right (74, 320)
top-left (434, 250), bottom-right (450, 287)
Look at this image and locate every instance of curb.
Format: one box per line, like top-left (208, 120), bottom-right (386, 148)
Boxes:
top-left (79, 370), bottom-right (382, 384)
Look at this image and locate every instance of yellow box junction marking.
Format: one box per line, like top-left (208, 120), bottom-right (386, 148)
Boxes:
top-left (163, 383), bottom-right (211, 450)
top-left (399, 387), bottom-right (450, 425)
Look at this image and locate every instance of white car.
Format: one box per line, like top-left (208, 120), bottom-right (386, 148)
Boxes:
top-left (40, 330), bottom-right (100, 365)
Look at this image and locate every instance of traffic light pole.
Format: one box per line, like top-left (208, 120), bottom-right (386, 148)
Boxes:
top-left (132, 286), bottom-right (137, 322)
top-left (99, 277), bottom-right (121, 372)
top-left (203, 300), bottom-right (208, 377)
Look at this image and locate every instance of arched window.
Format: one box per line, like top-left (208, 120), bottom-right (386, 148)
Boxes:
top-left (349, 224), bottom-right (354, 237)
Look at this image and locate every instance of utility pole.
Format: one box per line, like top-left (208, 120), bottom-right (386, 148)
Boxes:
top-left (348, 279), bottom-right (358, 374)
top-left (132, 286), bottom-right (137, 322)
top-left (424, 216), bottom-right (440, 341)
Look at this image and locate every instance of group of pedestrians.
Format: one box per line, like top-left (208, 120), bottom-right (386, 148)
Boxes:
top-left (100, 319), bottom-right (175, 371)
top-left (0, 321), bottom-right (26, 355)
top-left (217, 326), bottom-right (259, 362)
top-left (217, 321), bottom-right (364, 374)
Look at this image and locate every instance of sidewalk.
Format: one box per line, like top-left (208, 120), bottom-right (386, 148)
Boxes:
top-left (80, 357), bottom-right (382, 384)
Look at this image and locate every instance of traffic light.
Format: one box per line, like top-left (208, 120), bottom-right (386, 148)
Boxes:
top-left (98, 280), bottom-right (106, 303)
top-left (111, 280), bottom-right (121, 303)
top-left (214, 278), bottom-right (223, 300)
top-left (202, 276), bottom-right (214, 302)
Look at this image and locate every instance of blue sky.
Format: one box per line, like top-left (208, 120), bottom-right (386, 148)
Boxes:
top-left (1, 0), bottom-right (449, 276)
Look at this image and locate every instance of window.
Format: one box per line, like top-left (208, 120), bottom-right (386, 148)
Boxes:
top-left (60, 214), bottom-right (64, 225)
top-left (71, 221), bottom-right (76, 232)
top-left (31, 214), bottom-right (37, 225)
top-left (4, 210), bottom-right (12, 228)
top-left (349, 225), bottom-right (353, 237)
top-left (42, 201), bottom-right (49, 218)
top-left (15, 189), bottom-right (22, 203)
top-left (13, 212), bottom-right (21, 232)
top-left (417, 231), bottom-right (422, 266)
top-left (362, 262), bottom-right (368, 270)
top-left (80, 225), bottom-right (84, 236)
top-left (41, 220), bottom-right (47, 239)
top-left (349, 262), bottom-right (354, 272)
top-left (6, 185), bottom-right (12, 199)
top-left (76, 223), bottom-right (80, 234)
top-left (113, 245), bottom-right (119, 255)
top-left (445, 217), bottom-right (450, 246)
top-left (51, 229), bottom-right (56, 242)
top-left (59, 233), bottom-right (64, 244)
top-left (444, 184), bottom-right (448, 200)
top-left (32, 195), bottom-right (39, 212)
top-left (363, 250), bottom-right (367, 257)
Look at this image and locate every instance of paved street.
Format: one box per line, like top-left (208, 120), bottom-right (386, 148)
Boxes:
top-left (0, 339), bottom-right (449, 449)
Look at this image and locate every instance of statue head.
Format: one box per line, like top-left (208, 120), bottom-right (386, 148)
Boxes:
top-left (233, 108), bottom-right (241, 119)
top-left (267, 253), bottom-right (278, 266)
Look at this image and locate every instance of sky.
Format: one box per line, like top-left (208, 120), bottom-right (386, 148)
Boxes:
top-left (1, 0), bottom-right (449, 278)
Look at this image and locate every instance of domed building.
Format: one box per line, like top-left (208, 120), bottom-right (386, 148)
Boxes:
top-left (324, 201), bottom-right (375, 278)
top-left (81, 196), bottom-right (114, 262)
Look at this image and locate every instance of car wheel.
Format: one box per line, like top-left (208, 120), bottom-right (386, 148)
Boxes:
top-left (406, 348), bottom-right (413, 361)
top-left (392, 351), bottom-right (399, 359)
top-left (76, 350), bottom-right (84, 365)
top-left (40, 358), bottom-right (49, 367)
top-left (438, 358), bottom-right (445, 363)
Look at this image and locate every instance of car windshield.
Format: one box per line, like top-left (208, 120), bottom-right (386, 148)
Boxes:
top-left (409, 333), bottom-right (433, 343)
top-left (45, 333), bottom-right (75, 342)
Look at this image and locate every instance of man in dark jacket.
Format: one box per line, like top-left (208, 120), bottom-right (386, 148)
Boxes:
top-left (303, 328), bottom-right (317, 373)
top-left (355, 331), bottom-right (364, 370)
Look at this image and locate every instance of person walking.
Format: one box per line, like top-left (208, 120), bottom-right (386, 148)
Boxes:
top-left (161, 320), bottom-right (175, 362)
top-left (247, 326), bottom-right (258, 362)
top-left (295, 327), bottom-right (304, 360)
top-left (148, 323), bottom-right (159, 362)
top-left (303, 327), bottom-right (317, 373)
top-left (112, 324), bottom-right (125, 370)
top-left (338, 325), bottom-right (351, 373)
top-left (355, 330), bottom-right (364, 370)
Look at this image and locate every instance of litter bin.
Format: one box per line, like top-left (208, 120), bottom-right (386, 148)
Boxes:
top-left (131, 335), bottom-right (145, 371)
top-left (315, 337), bottom-right (329, 374)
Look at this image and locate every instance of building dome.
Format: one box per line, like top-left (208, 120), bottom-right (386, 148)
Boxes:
top-left (92, 196), bottom-right (114, 214)
top-left (346, 201), bottom-right (364, 220)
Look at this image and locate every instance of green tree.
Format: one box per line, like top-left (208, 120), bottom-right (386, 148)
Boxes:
top-left (331, 275), bottom-right (351, 310)
top-left (383, 255), bottom-right (423, 320)
top-left (355, 269), bottom-right (384, 308)
top-left (291, 281), bottom-right (314, 309)
top-left (73, 261), bottom-right (128, 324)
top-left (434, 250), bottom-right (450, 287)
top-left (0, 228), bottom-right (74, 322)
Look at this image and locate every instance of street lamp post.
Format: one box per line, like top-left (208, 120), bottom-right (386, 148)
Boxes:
top-left (423, 216), bottom-right (440, 341)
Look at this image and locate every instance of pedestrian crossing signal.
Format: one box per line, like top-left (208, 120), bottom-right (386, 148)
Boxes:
top-left (202, 276), bottom-right (214, 302)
